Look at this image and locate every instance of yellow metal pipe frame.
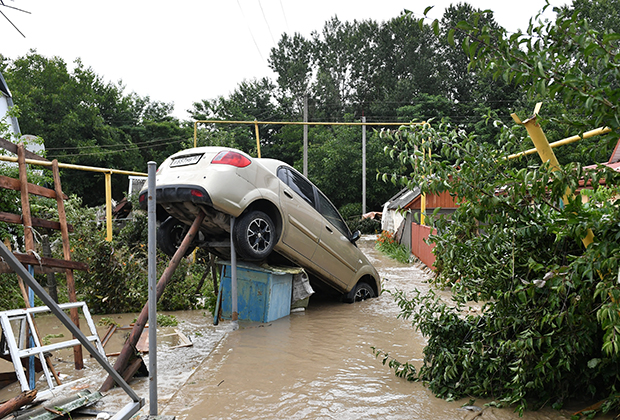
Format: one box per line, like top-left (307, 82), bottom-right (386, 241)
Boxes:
top-left (512, 104), bottom-right (594, 247)
top-left (254, 120), bottom-right (261, 158)
top-left (193, 119), bottom-right (425, 148)
top-left (507, 126), bottom-right (611, 160)
top-left (105, 172), bottom-right (113, 241)
top-left (0, 154), bottom-right (147, 241)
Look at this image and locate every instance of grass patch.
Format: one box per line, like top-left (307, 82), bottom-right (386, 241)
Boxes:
top-left (375, 231), bottom-right (411, 264)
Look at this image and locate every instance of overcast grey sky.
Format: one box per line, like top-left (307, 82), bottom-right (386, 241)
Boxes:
top-left (1, 0), bottom-right (562, 120)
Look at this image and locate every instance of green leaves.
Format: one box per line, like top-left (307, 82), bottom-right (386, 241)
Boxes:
top-left (379, 108), bottom-right (620, 413)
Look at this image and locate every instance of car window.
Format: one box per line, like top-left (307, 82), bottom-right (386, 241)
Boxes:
top-left (317, 191), bottom-right (350, 237)
top-left (280, 167), bottom-right (316, 207)
top-left (277, 167), bottom-right (288, 184)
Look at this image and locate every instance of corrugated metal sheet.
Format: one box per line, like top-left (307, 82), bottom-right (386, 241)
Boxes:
top-left (411, 223), bottom-right (436, 269)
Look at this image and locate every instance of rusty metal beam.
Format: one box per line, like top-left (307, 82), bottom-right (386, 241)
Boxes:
top-left (99, 211), bottom-right (206, 392)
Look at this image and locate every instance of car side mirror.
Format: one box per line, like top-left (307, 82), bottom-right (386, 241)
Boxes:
top-left (350, 230), bottom-right (361, 244)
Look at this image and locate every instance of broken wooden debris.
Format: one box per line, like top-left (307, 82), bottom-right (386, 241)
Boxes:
top-left (100, 324), bottom-right (117, 349)
top-left (0, 389), bottom-right (37, 418)
top-left (99, 211), bottom-right (205, 392)
top-left (14, 389), bottom-right (103, 420)
top-left (136, 328), bottom-right (193, 354)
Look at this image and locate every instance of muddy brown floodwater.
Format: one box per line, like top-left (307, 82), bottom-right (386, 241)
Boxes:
top-left (1, 235), bottom-right (612, 419)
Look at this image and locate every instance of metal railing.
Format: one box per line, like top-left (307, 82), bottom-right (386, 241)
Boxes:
top-left (0, 154), bottom-right (146, 241)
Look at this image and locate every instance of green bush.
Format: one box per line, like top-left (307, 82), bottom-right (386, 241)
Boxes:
top-left (375, 118), bottom-right (620, 415)
top-left (375, 231), bottom-right (411, 264)
top-left (347, 217), bottom-right (381, 234)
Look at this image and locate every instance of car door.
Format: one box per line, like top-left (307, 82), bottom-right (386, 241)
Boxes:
top-left (312, 190), bottom-right (362, 289)
top-left (277, 167), bottom-right (321, 263)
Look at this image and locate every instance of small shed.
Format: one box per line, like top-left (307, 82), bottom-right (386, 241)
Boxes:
top-left (381, 186), bottom-right (460, 268)
top-left (381, 187), bottom-right (420, 234)
top-left (381, 187), bottom-right (460, 245)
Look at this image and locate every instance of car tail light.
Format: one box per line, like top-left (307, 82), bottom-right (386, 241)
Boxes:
top-left (211, 151), bottom-right (251, 168)
top-left (191, 189), bottom-right (204, 198)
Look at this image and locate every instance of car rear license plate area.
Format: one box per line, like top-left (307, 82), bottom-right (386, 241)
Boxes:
top-left (170, 154), bottom-right (204, 167)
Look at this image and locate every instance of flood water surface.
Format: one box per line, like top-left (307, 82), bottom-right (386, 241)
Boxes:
top-left (157, 236), bottom-right (576, 420)
top-left (2, 236), bottom-right (603, 419)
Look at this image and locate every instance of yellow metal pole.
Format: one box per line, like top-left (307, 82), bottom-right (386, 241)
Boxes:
top-left (507, 126), bottom-right (611, 160)
top-left (512, 104), bottom-right (593, 247)
top-left (514, 115), bottom-right (562, 171)
top-left (419, 139), bottom-right (432, 225)
top-left (194, 119), bottom-right (423, 127)
top-left (254, 120), bottom-right (261, 158)
top-left (105, 172), bottom-right (113, 242)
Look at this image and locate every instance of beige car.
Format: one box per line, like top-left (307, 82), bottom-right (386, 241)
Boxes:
top-left (139, 146), bottom-right (380, 302)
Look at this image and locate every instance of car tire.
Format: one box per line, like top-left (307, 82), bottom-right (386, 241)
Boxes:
top-left (234, 210), bottom-right (276, 261)
top-left (157, 216), bottom-right (195, 257)
top-left (343, 281), bottom-right (376, 303)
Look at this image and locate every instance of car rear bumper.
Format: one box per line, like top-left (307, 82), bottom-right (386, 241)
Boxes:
top-left (139, 184), bottom-right (213, 210)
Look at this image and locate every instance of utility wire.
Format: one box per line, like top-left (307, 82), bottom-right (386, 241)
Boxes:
top-left (279, 0), bottom-right (289, 33)
top-left (236, 0), bottom-right (265, 62)
top-left (258, 0), bottom-right (277, 47)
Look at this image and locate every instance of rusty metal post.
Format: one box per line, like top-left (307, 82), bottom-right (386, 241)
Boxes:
top-left (230, 217), bottom-right (238, 323)
top-left (100, 210), bottom-right (205, 392)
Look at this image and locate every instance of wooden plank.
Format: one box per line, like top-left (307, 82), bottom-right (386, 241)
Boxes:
top-left (171, 329), bottom-right (193, 349)
top-left (122, 357), bottom-right (146, 383)
top-left (0, 138), bottom-right (48, 162)
top-left (135, 327), bottom-right (149, 353)
top-left (0, 262), bottom-right (62, 275)
top-left (52, 160), bottom-right (83, 370)
top-left (11, 254), bottom-right (88, 271)
top-left (17, 145), bottom-right (33, 308)
top-left (0, 176), bottom-right (67, 200)
top-left (0, 212), bottom-right (74, 233)
top-left (100, 324), bottom-right (117, 349)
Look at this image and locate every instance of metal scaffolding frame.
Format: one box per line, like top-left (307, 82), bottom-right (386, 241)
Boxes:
top-left (0, 302), bottom-right (104, 397)
top-left (0, 241), bottom-right (144, 420)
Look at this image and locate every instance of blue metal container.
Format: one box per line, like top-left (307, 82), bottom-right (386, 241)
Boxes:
top-left (220, 262), bottom-right (293, 323)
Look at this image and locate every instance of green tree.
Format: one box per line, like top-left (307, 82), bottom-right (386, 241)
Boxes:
top-left (375, 3), bottom-right (620, 415)
top-left (189, 78), bottom-right (283, 155)
top-left (1, 51), bottom-right (187, 205)
top-left (268, 33), bottom-right (314, 116)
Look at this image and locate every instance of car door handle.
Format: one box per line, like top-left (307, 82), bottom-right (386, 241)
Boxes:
top-left (325, 225), bottom-right (333, 233)
top-left (283, 189), bottom-right (293, 199)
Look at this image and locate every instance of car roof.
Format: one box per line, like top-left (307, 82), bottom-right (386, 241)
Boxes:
top-left (256, 158), bottom-right (288, 176)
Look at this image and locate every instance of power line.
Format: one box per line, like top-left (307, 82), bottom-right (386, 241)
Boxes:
top-left (44, 135), bottom-right (188, 151)
top-left (258, 0), bottom-right (277, 47)
top-left (236, 0), bottom-right (265, 62)
top-left (278, 0), bottom-right (289, 33)
top-left (0, 0), bottom-right (30, 38)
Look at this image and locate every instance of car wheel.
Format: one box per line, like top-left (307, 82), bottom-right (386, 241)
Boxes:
top-left (157, 217), bottom-right (194, 257)
top-left (343, 281), bottom-right (376, 303)
top-left (234, 210), bottom-right (276, 261)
